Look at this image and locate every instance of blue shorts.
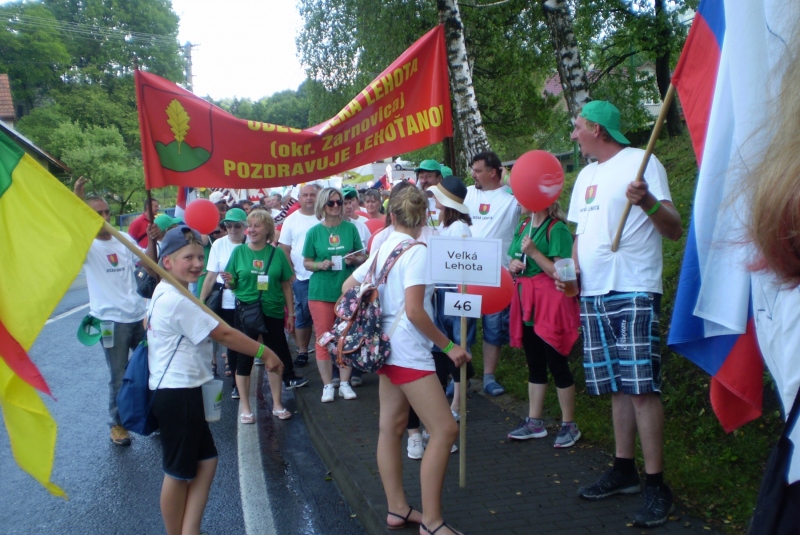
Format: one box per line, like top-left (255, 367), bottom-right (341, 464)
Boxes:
top-left (433, 288), bottom-right (477, 350)
top-left (292, 279), bottom-right (313, 329)
top-left (580, 292), bottom-right (662, 396)
top-left (481, 307), bottom-right (510, 347)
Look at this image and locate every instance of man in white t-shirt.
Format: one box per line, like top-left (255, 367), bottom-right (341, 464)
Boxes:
top-left (415, 159), bottom-right (443, 228)
top-left (564, 101), bottom-right (682, 527)
top-left (342, 186), bottom-right (371, 246)
top-left (74, 178), bottom-right (147, 447)
top-left (278, 183), bottom-right (321, 367)
top-left (464, 150), bottom-right (521, 397)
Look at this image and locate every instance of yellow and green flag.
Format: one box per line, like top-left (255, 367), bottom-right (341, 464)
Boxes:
top-left (0, 130), bottom-right (103, 496)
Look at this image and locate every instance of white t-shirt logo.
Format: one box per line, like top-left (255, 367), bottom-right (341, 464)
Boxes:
top-left (107, 254), bottom-right (118, 266)
top-left (585, 185), bottom-right (597, 204)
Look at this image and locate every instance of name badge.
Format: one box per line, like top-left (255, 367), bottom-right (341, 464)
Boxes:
top-left (257, 275), bottom-right (269, 291)
top-left (331, 255), bottom-right (343, 271)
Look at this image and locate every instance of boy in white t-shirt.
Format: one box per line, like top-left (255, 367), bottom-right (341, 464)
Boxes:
top-left (74, 178), bottom-right (147, 448)
top-left (148, 226), bottom-right (282, 535)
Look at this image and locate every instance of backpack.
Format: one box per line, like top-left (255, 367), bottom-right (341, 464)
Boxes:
top-left (117, 295), bottom-right (183, 436)
top-left (319, 240), bottom-right (423, 372)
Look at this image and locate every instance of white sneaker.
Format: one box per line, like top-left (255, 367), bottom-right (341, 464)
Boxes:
top-left (321, 384), bottom-right (335, 403)
top-left (339, 382), bottom-right (357, 400)
top-left (407, 433), bottom-right (424, 459)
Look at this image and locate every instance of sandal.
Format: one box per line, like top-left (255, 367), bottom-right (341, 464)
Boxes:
top-left (420, 521), bottom-right (464, 535)
top-left (224, 356), bottom-right (232, 377)
top-left (387, 506), bottom-right (419, 530)
top-left (240, 413), bottom-right (254, 424)
top-left (211, 358), bottom-right (218, 377)
top-left (272, 408), bottom-right (292, 420)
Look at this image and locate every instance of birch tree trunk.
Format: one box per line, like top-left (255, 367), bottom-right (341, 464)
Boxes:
top-left (541, 0), bottom-right (590, 118)
top-left (437, 0), bottom-right (491, 167)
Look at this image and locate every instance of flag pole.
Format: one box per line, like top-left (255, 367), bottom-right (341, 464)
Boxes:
top-left (102, 221), bottom-right (227, 326)
top-left (610, 83), bottom-right (676, 252)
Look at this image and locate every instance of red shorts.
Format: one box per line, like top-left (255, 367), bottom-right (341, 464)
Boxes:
top-left (378, 364), bottom-right (434, 385)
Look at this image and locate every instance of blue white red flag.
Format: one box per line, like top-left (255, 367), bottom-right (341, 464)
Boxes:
top-left (173, 187), bottom-right (196, 220)
top-left (669, 0), bottom-right (796, 431)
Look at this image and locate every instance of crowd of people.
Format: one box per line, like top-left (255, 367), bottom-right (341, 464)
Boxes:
top-left (76, 98), bottom-right (763, 534)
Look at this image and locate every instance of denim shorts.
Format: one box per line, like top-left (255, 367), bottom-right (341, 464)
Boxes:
top-left (481, 306), bottom-right (510, 347)
top-left (292, 278), bottom-right (313, 329)
top-left (580, 292), bottom-right (662, 396)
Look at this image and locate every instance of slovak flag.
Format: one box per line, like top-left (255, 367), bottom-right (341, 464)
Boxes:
top-left (668, 0), bottom-right (794, 432)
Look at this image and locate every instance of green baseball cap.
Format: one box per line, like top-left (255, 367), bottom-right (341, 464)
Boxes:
top-left (440, 165), bottom-right (453, 178)
top-left (341, 186), bottom-right (358, 200)
top-left (154, 214), bottom-right (183, 232)
top-left (579, 100), bottom-right (630, 145)
top-left (222, 207), bottom-right (248, 223)
top-left (415, 159), bottom-right (442, 174)
top-left (77, 315), bottom-right (102, 346)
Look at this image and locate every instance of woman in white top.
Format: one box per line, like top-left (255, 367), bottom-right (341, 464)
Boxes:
top-left (199, 208), bottom-right (247, 392)
top-left (148, 226), bottom-right (281, 535)
top-left (344, 187), bottom-right (470, 535)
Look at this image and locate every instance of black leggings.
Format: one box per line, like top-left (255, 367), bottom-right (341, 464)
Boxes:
top-left (232, 313), bottom-right (294, 380)
top-left (522, 324), bottom-right (575, 388)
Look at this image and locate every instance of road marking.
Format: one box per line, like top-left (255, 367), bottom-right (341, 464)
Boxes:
top-left (45, 303), bottom-right (89, 325)
top-left (238, 369), bottom-right (277, 535)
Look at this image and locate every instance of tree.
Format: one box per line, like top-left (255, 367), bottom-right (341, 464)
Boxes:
top-left (437, 0), bottom-right (489, 163)
top-left (540, 0), bottom-right (590, 118)
top-left (47, 122), bottom-right (144, 214)
top-left (0, 2), bottom-right (71, 110)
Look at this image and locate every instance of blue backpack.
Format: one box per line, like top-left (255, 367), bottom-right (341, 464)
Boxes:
top-left (117, 295), bottom-right (183, 436)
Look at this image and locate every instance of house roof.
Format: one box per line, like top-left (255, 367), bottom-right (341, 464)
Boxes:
top-left (0, 119), bottom-right (71, 173)
top-left (0, 74), bottom-right (15, 120)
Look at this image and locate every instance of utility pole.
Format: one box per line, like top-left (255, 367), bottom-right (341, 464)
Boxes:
top-left (183, 42), bottom-right (194, 93)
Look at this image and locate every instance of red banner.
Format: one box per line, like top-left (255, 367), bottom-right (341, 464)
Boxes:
top-left (136, 25), bottom-right (452, 190)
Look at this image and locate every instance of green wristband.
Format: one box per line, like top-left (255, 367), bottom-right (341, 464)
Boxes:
top-left (443, 340), bottom-right (455, 353)
top-left (645, 201), bottom-right (661, 216)
top-left (255, 344), bottom-right (265, 359)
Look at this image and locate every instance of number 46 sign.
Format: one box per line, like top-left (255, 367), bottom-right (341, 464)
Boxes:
top-left (443, 292), bottom-right (482, 319)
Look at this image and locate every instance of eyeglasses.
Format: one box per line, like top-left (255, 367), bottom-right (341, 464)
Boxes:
top-left (209, 229), bottom-right (222, 236)
top-left (224, 222), bottom-right (243, 229)
top-left (326, 200), bottom-right (344, 207)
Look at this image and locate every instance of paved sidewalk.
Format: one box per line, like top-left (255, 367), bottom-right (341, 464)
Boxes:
top-left (292, 362), bottom-right (719, 535)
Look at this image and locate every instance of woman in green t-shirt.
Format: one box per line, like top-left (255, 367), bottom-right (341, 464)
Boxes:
top-left (222, 209), bottom-right (308, 423)
top-left (506, 202), bottom-right (581, 448)
top-left (302, 187), bottom-right (366, 403)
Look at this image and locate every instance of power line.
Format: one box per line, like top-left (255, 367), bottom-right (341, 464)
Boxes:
top-left (3, 14), bottom-right (178, 47)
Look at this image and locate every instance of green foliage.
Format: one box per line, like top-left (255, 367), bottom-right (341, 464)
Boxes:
top-left (48, 122), bottom-right (144, 214)
top-left (470, 133), bottom-right (780, 533)
top-left (210, 81), bottom-right (314, 130)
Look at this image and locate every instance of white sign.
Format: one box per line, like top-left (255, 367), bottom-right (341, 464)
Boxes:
top-left (427, 236), bottom-right (502, 286)
top-left (443, 292), bottom-right (482, 318)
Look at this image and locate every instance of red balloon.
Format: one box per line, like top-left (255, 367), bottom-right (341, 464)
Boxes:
top-left (365, 218), bottom-right (385, 235)
top-left (183, 199), bottom-right (220, 235)
top-left (466, 267), bottom-right (514, 315)
top-left (510, 150), bottom-right (565, 213)
top-left (355, 210), bottom-right (369, 218)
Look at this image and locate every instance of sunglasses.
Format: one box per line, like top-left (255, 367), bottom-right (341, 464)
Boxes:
top-left (326, 199), bottom-right (344, 207)
top-left (224, 222), bottom-right (244, 229)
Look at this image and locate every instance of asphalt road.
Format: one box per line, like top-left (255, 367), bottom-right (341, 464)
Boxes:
top-left (0, 272), bottom-right (365, 535)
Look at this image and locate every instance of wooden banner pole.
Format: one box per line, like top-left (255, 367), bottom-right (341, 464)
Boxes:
top-left (610, 83), bottom-right (676, 252)
top-left (459, 283), bottom-right (467, 488)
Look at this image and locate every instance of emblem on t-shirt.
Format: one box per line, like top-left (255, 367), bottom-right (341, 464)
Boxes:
top-left (106, 254), bottom-right (118, 267)
top-left (329, 234), bottom-right (340, 246)
top-left (253, 260), bottom-right (264, 270)
top-left (479, 203), bottom-right (490, 215)
top-left (585, 185), bottom-right (597, 204)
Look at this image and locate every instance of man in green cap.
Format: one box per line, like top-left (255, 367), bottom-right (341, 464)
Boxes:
top-left (415, 159), bottom-right (443, 227)
top-left (565, 100), bottom-right (682, 527)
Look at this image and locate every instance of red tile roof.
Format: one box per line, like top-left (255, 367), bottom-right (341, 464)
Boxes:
top-left (0, 74), bottom-right (15, 120)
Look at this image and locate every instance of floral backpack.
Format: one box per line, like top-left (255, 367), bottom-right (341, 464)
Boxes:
top-left (319, 240), bottom-right (423, 372)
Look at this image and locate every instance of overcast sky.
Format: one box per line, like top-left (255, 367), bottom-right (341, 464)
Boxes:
top-left (171, 0), bottom-right (307, 100)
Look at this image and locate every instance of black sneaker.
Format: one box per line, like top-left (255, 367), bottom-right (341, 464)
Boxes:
top-left (284, 375), bottom-right (309, 389)
top-left (293, 353), bottom-right (308, 367)
top-left (633, 484), bottom-right (675, 527)
top-left (578, 467), bottom-right (641, 500)
top-left (231, 386), bottom-right (240, 399)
